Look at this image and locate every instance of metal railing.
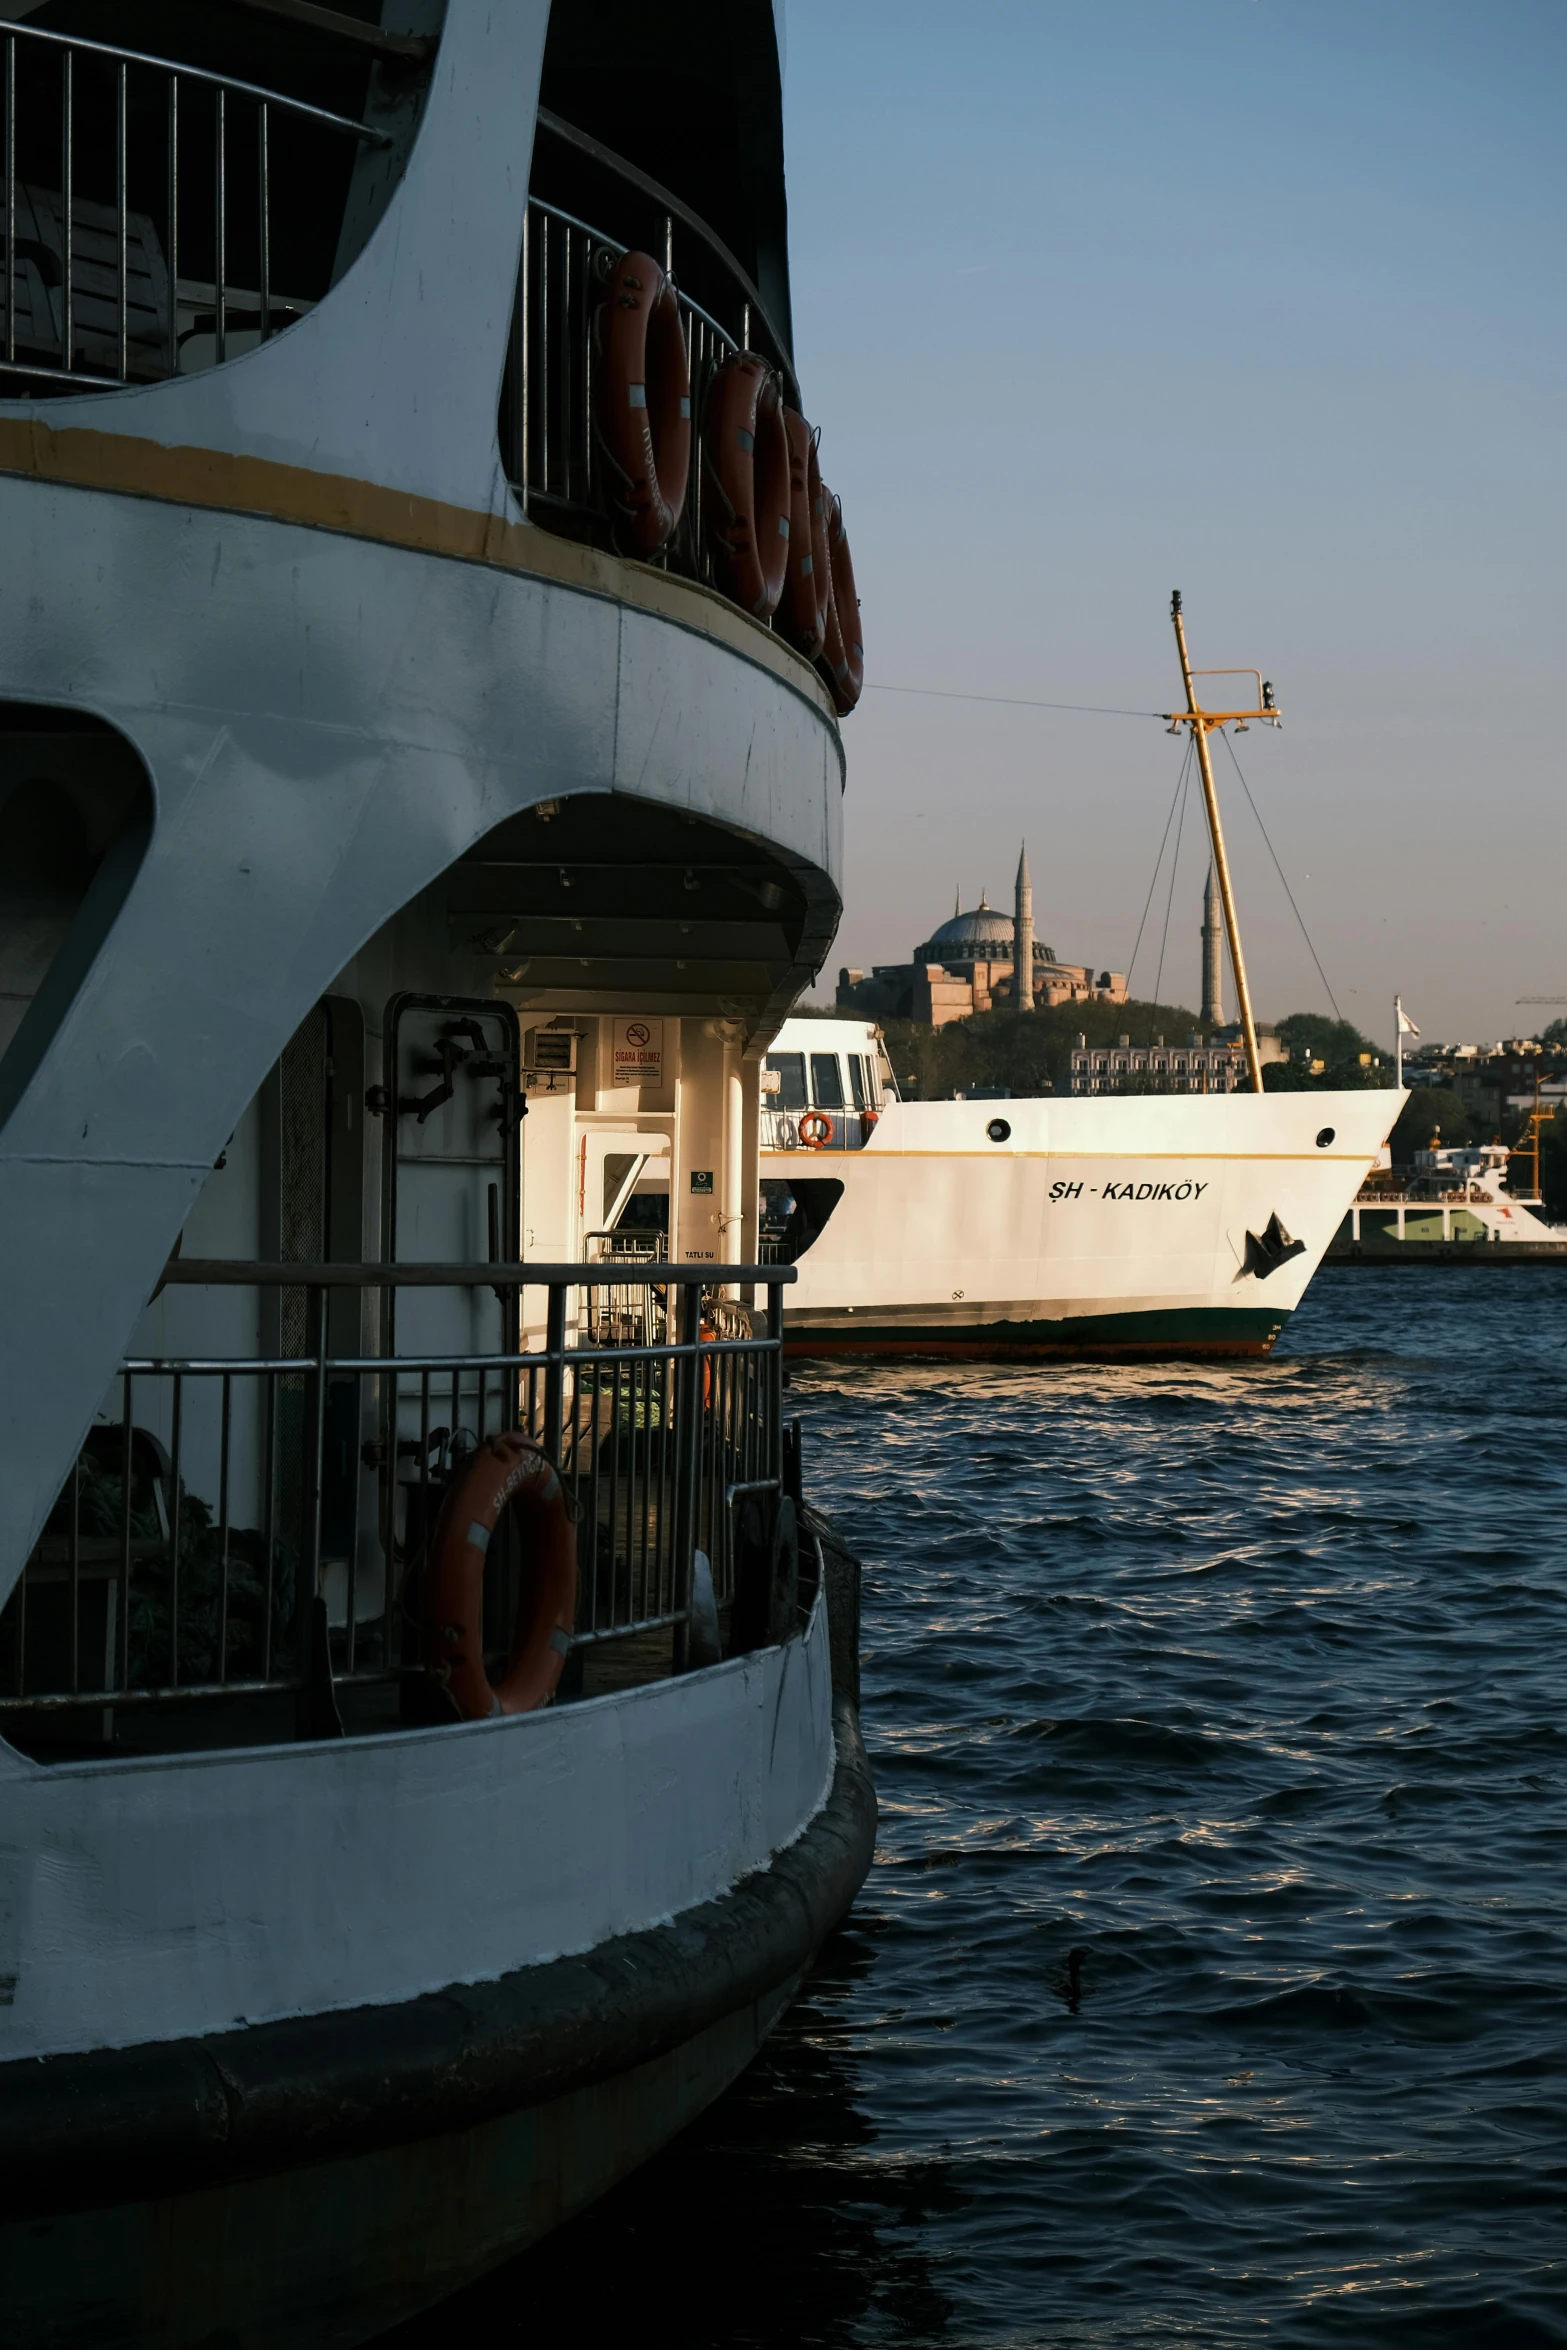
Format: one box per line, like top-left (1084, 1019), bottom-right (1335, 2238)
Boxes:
top-left (761, 1107), bottom-right (879, 1154)
top-left (503, 112), bottom-right (799, 593)
top-left (0, 1260), bottom-right (794, 1722)
top-left (0, 18), bottom-right (390, 392)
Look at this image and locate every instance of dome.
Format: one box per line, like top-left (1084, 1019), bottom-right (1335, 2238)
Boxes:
top-left (917, 892), bottom-right (1014, 960)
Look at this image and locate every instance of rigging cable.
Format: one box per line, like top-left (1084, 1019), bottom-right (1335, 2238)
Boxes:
top-left (864, 683), bottom-right (1163, 720)
top-left (1152, 754), bottom-right (1191, 1012)
top-left (1218, 728), bottom-right (1344, 1024)
top-left (1126, 737), bottom-right (1193, 991)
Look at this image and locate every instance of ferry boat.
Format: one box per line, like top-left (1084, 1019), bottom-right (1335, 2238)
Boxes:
top-left (753, 599), bottom-right (1403, 1358)
top-left (0, 7), bottom-right (872, 2343)
top-left (758, 1016), bottom-right (1396, 1355)
top-left (1335, 1139), bottom-right (1567, 1251)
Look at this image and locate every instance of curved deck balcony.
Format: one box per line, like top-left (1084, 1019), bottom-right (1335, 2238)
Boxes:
top-left (0, 14), bottom-right (844, 680)
top-left (509, 111), bottom-right (797, 566)
top-left (0, 1257), bottom-right (802, 1757)
top-left (0, 8), bottom-right (433, 395)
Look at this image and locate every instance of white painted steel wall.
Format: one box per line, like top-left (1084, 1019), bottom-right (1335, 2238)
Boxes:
top-left (0, 490), bottom-right (841, 1611)
top-left (0, 2), bottom-right (555, 513)
top-left (0, 1591), bottom-right (835, 2058)
top-left (771, 1089), bottom-right (1402, 1323)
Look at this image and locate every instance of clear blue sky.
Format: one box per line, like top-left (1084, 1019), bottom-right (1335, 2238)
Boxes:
top-left (781, 0), bottom-right (1566, 1044)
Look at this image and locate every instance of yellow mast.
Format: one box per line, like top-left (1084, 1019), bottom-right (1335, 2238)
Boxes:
top-left (1166, 591), bottom-right (1276, 1094)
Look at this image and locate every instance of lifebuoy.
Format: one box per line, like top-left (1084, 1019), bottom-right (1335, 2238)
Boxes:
top-left (593, 251), bottom-right (691, 556)
top-left (777, 409), bottom-right (828, 657)
top-left (424, 1433), bottom-right (577, 1719)
top-left (799, 1109), bottom-right (833, 1148)
top-left (819, 487), bottom-right (864, 714)
top-left (703, 352), bottom-right (790, 616)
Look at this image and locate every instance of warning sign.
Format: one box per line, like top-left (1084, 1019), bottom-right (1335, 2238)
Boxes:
top-left (612, 1018), bottom-right (664, 1087)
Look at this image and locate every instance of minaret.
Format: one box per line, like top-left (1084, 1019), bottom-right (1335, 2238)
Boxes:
top-left (1201, 862), bottom-right (1224, 1027)
top-left (1014, 841), bottom-right (1035, 1013)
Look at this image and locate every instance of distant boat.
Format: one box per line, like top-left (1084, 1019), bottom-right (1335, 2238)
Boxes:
top-left (1335, 1136), bottom-right (1566, 1251)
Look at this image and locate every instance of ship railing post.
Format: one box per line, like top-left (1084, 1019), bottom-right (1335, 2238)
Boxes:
top-left (4, 35), bottom-right (15, 369)
top-left (115, 58), bottom-right (127, 381)
top-left (671, 1277), bottom-right (701, 1673)
top-left (766, 1276), bottom-right (785, 1491)
top-left (214, 83), bottom-right (226, 364)
top-left (517, 202), bottom-right (530, 513)
top-left (544, 1277), bottom-right (567, 1464)
top-left (68, 1394), bottom-right (80, 1696)
top-left (168, 1369), bottom-right (184, 1687)
top-left (216, 1370), bottom-right (232, 1686)
top-left (257, 97), bottom-right (270, 343)
top-left (166, 72), bottom-right (179, 379)
top-left (302, 1283), bottom-right (326, 1678)
top-left (60, 44), bottom-right (73, 373)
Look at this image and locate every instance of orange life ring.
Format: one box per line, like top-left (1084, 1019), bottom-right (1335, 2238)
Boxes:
top-left (593, 251), bottom-right (691, 556)
top-left (424, 1434), bottom-right (577, 1719)
top-left (819, 487), bottom-right (864, 714)
top-left (703, 352), bottom-right (790, 616)
top-left (799, 1109), bottom-right (833, 1149)
top-left (777, 409), bottom-right (828, 657)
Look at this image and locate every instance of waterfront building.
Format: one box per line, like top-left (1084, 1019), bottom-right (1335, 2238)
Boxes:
top-left (1068, 1028), bottom-right (1284, 1094)
top-left (836, 843), bottom-right (1127, 1027)
top-left (1403, 1040), bottom-right (1567, 1132)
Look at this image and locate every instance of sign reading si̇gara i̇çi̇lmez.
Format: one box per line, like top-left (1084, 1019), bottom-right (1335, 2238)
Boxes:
top-left (612, 1018), bottom-right (664, 1088)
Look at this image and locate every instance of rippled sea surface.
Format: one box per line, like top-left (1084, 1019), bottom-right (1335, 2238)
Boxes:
top-left (402, 1267), bottom-right (1567, 2347)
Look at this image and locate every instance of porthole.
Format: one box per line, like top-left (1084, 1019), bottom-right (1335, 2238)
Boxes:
top-left (986, 1118), bottom-right (1011, 1143)
top-left (1315, 1126), bottom-right (1336, 1149)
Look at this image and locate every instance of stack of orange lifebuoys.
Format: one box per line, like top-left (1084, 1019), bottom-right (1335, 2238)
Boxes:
top-left (591, 248), bottom-right (862, 717)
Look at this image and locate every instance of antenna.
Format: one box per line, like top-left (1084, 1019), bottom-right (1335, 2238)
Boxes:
top-left (1164, 593), bottom-right (1279, 1093)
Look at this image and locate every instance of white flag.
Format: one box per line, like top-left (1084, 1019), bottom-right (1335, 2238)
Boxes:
top-left (1396, 1003), bottom-right (1420, 1038)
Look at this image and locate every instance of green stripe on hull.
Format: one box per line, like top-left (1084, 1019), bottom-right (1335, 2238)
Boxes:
top-left (784, 1304), bottom-right (1290, 1361)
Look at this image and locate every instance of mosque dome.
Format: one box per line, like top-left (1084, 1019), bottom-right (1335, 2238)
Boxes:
top-left (917, 892), bottom-right (1015, 960)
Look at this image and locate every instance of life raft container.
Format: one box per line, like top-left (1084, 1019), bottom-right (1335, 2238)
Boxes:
top-left (703, 352), bottom-right (790, 617)
top-left (777, 409), bottom-right (828, 657)
top-left (819, 487), bottom-right (864, 715)
top-left (799, 1109), bottom-right (833, 1149)
top-left (593, 251), bottom-right (691, 556)
top-left (424, 1433), bottom-right (577, 1719)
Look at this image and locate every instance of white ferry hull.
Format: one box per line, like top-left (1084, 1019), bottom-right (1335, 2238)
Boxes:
top-left (767, 1089), bottom-right (1402, 1357)
top-left (0, 1593), bottom-right (874, 2350)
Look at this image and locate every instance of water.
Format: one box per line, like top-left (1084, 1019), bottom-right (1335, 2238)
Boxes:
top-left (394, 1266), bottom-right (1567, 2347)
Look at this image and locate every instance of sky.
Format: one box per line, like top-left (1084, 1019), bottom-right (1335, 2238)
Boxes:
top-left (779, 0), bottom-right (1566, 1046)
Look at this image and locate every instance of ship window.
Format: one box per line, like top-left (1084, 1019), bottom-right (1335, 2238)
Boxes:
top-left (848, 1055), bottom-right (868, 1110)
top-left (810, 1053), bottom-right (845, 1111)
top-left (766, 1052), bottom-right (807, 1111)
